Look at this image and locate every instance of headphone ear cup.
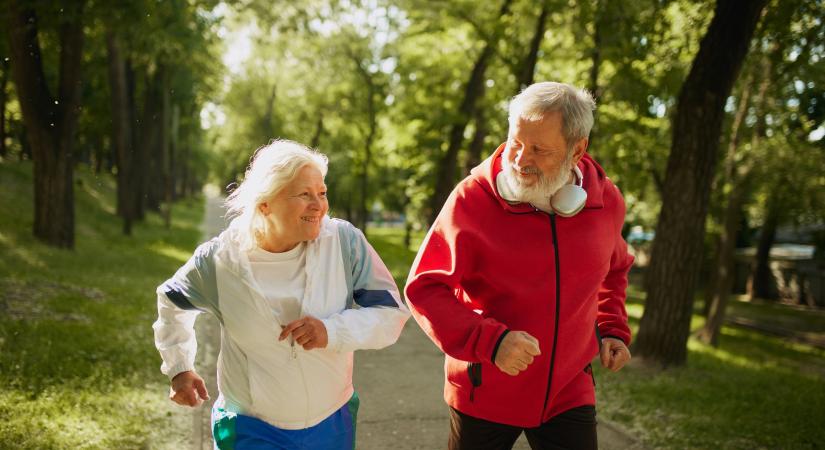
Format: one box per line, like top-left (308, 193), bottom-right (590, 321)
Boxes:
top-left (551, 185), bottom-right (587, 217)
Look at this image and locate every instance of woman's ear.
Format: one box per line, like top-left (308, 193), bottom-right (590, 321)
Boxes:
top-left (259, 203), bottom-right (269, 215)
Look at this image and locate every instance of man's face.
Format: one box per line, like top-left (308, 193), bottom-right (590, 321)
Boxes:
top-left (501, 112), bottom-right (587, 203)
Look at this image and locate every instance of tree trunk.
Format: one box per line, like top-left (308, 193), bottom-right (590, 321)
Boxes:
top-left (310, 113), bottom-right (324, 149)
top-left (464, 0), bottom-right (549, 176)
top-left (261, 83), bottom-right (277, 139)
top-left (699, 53), bottom-right (771, 345)
top-left (750, 198), bottom-right (779, 300)
top-left (587, 0), bottom-right (603, 149)
top-left (136, 67), bottom-right (163, 215)
top-left (106, 30), bottom-right (135, 234)
top-left (697, 175), bottom-right (750, 346)
top-left (701, 71), bottom-right (754, 317)
top-left (463, 107), bottom-right (488, 175)
top-left (518, 0), bottom-right (549, 91)
top-left (428, 0), bottom-right (513, 225)
top-left (160, 68), bottom-right (172, 228)
top-left (169, 103), bottom-right (179, 202)
top-left (352, 56), bottom-right (379, 235)
top-left (634, 0), bottom-right (767, 366)
top-left (6, 0), bottom-right (85, 248)
top-left (0, 57), bottom-right (9, 159)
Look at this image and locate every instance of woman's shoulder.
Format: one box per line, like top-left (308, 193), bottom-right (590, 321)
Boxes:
top-left (327, 217), bottom-right (363, 237)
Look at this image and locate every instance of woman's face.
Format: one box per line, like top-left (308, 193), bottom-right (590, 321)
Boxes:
top-left (259, 165), bottom-right (328, 251)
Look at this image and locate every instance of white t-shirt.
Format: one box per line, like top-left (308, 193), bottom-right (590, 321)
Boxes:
top-left (247, 243), bottom-right (306, 326)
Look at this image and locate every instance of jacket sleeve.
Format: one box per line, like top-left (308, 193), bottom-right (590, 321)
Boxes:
top-left (596, 183), bottom-right (634, 345)
top-left (152, 240), bottom-right (220, 380)
top-left (404, 187), bottom-right (508, 364)
top-left (321, 224), bottom-right (410, 353)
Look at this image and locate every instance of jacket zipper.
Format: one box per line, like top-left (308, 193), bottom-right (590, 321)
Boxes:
top-left (540, 214), bottom-right (561, 422)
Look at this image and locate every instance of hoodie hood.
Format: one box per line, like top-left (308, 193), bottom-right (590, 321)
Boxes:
top-left (469, 143), bottom-right (608, 214)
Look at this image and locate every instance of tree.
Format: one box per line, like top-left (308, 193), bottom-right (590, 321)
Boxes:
top-left (427, 0), bottom-right (514, 225)
top-left (634, 0), bottom-right (768, 366)
top-left (5, 0), bottom-right (86, 248)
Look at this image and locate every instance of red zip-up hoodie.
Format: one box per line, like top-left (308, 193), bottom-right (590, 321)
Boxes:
top-left (405, 144), bottom-right (633, 427)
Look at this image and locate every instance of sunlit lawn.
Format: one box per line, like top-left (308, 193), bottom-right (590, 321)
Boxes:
top-left (0, 161), bottom-right (202, 449)
top-left (596, 284), bottom-right (825, 449)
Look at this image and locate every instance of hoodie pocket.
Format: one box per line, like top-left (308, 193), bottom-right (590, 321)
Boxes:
top-left (467, 362), bottom-right (482, 402)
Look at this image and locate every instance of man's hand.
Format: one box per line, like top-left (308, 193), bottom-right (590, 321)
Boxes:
top-left (279, 316), bottom-right (328, 350)
top-left (600, 337), bottom-right (630, 372)
top-left (494, 331), bottom-right (541, 376)
top-left (170, 370), bottom-right (209, 407)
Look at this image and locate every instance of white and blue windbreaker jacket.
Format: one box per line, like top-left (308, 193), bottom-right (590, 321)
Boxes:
top-left (153, 217), bottom-right (410, 429)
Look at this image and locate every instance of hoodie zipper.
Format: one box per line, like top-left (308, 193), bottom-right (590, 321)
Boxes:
top-left (540, 214), bottom-right (561, 422)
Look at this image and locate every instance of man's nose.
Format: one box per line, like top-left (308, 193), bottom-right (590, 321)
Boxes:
top-left (514, 149), bottom-right (532, 168)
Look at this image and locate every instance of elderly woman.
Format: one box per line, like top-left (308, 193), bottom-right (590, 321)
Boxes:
top-left (153, 140), bottom-right (410, 449)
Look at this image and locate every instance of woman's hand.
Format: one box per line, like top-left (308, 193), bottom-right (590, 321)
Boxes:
top-left (169, 370), bottom-right (209, 407)
top-left (279, 316), bottom-right (328, 350)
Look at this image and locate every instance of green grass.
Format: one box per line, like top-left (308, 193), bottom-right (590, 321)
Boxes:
top-left (0, 161), bottom-right (204, 449)
top-left (595, 287), bottom-right (825, 449)
top-left (364, 226), bottom-right (425, 290)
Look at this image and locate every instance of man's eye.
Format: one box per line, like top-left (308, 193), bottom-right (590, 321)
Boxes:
top-left (300, 192), bottom-right (311, 198)
top-left (319, 192), bottom-right (328, 198)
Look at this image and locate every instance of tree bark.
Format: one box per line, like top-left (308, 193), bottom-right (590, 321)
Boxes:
top-left (701, 71), bottom-right (754, 317)
top-left (465, 0), bottom-right (549, 176)
top-left (518, 0), bottom-right (549, 91)
top-left (699, 53), bottom-right (771, 345)
top-left (750, 197), bottom-right (779, 300)
top-left (428, 0), bottom-right (513, 226)
top-left (6, 0), bottom-right (85, 248)
top-left (310, 113), bottom-right (324, 149)
top-left (587, 0), bottom-right (603, 149)
top-left (463, 107), bottom-right (488, 175)
top-left (353, 58), bottom-right (378, 235)
top-left (0, 57), bottom-right (9, 159)
top-left (634, 0), bottom-right (767, 366)
top-left (106, 30), bottom-right (135, 234)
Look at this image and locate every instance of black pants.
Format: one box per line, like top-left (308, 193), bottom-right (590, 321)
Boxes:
top-left (448, 405), bottom-right (598, 450)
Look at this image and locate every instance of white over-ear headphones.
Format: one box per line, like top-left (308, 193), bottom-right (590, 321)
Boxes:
top-left (552, 166), bottom-right (587, 217)
top-left (497, 165), bottom-right (587, 217)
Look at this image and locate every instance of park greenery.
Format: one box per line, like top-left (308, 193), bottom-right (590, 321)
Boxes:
top-left (2, 0), bottom-right (825, 448)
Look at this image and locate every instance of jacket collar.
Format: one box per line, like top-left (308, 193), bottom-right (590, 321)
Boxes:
top-left (471, 143), bottom-right (607, 213)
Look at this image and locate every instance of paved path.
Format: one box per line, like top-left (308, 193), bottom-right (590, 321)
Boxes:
top-left (191, 186), bottom-right (226, 450)
top-left (190, 189), bottom-right (643, 449)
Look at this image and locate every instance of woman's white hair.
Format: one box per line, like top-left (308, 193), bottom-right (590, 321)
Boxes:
top-left (224, 139), bottom-right (328, 251)
top-left (508, 82), bottom-right (596, 149)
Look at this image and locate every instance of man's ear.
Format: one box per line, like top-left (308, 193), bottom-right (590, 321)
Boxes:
top-left (571, 138), bottom-right (588, 165)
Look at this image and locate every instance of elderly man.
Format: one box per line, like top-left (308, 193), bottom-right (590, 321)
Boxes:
top-left (405, 81), bottom-right (633, 450)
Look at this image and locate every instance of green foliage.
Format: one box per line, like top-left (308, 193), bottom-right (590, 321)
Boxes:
top-left (0, 161), bottom-right (202, 449)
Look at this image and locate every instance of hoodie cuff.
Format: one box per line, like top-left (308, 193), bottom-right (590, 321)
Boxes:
top-left (491, 329), bottom-right (511, 364)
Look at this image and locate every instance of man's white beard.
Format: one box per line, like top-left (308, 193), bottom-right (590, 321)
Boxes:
top-left (501, 153), bottom-right (574, 208)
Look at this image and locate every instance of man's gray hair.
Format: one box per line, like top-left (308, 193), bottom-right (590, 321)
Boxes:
top-left (508, 82), bottom-right (596, 147)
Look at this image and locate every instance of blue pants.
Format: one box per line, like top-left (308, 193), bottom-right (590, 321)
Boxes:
top-left (212, 393), bottom-right (359, 450)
